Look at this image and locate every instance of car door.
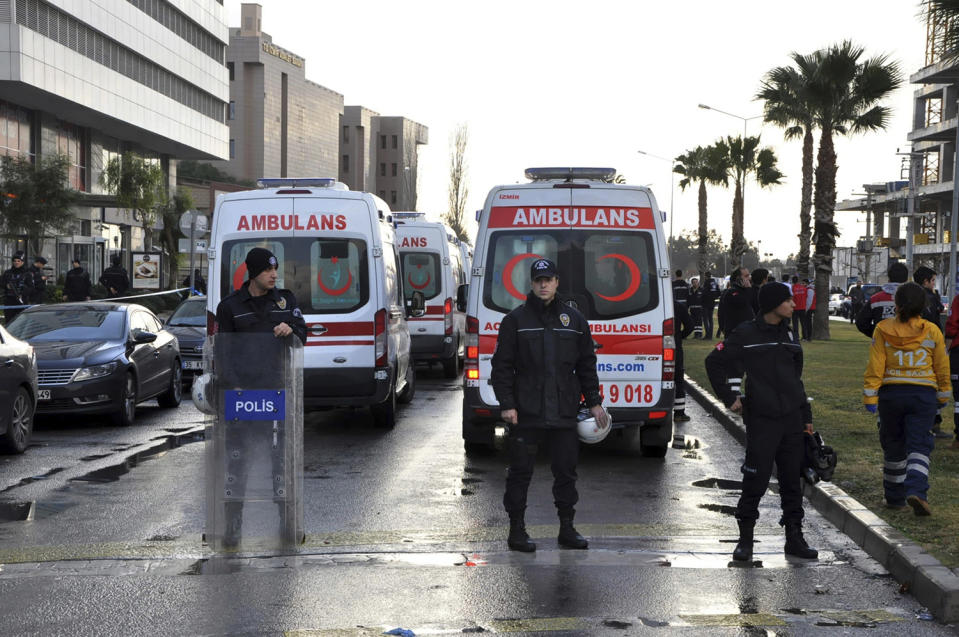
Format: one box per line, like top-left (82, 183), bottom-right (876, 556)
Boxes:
top-left (0, 330), bottom-right (14, 428)
top-left (129, 311), bottom-right (162, 397)
top-left (147, 312), bottom-right (177, 387)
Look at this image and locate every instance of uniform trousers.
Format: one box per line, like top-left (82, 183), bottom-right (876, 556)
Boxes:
top-left (503, 426), bottom-right (579, 515)
top-left (702, 304), bottom-right (715, 339)
top-left (674, 339), bottom-right (686, 412)
top-left (951, 347), bottom-right (959, 438)
top-left (877, 385), bottom-right (937, 503)
top-left (690, 306), bottom-right (704, 338)
top-left (736, 410), bottom-right (805, 524)
top-left (800, 308), bottom-right (813, 340)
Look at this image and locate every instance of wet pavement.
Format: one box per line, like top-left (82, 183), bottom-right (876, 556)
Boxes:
top-left (0, 368), bottom-right (954, 635)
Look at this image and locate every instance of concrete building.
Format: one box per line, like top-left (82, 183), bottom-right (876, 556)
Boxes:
top-left (209, 3), bottom-right (343, 182)
top-left (0, 0), bottom-right (229, 282)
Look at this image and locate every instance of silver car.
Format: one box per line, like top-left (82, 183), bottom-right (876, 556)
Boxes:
top-left (0, 324), bottom-right (38, 453)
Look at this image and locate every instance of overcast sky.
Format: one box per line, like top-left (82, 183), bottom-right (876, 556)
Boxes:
top-left (226, 0), bottom-right (928, 260)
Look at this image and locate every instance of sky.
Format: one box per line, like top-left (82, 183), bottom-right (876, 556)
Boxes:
top-left (225, 0), bottom-right (928, 260)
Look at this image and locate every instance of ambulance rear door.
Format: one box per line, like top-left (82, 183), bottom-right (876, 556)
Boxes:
top-left (399, 224), bottom-right (446, 346)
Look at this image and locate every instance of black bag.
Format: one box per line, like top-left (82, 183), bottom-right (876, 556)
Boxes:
top-left (802, 431), bottom-right (837, 484)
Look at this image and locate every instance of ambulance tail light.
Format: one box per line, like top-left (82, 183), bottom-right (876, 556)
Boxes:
top-left (465, 315), bottom-right (479, 378)
top-left (207, 311), bottom-right (217, 336)
top-left (444, 297), bottom-right (453, 336)
top-left (374, 309), bottom-right (388, 367)
top-left (662, 318), bottom-right (675, 381)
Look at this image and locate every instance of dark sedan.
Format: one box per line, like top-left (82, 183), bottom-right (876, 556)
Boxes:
top-left (0, 324), bottom-right (37, 453)
top-left (6, 302), bottom-right (182, 426)
top-left (164, 295), bottom-right (206, 385)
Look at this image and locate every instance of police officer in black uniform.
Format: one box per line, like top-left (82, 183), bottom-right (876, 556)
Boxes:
top-left (214, 247), bottom-right (307, 547)
top-left (491, 258), bottom-right (607, 553)
top-left (706, 282), bottom-right (818, 562)
top-left (718, 266), bottom-right (754, 338)
top-left (1, 252), bottom-right (34, 325)
top-left (28, 256), bottom-right (48, 303)
top-left (99, 254), bottom-right (130, 298)
top-left (672, 270), bottom-right (694, 421)
top-left (701, 271), bottom-right (720, 339)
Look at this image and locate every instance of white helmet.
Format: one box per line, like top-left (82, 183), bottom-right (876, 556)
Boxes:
top-left (191, 373), bottom-right (215, 415)
top-left (577, 406), bottom-right (611, 444)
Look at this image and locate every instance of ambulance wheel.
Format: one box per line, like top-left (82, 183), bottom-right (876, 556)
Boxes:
top-left (442, 354), bottom-right (459, 378)
top-left (398, 365), bottom-right (416, 404)
top-left (372, 388), bottom-right (397, 428)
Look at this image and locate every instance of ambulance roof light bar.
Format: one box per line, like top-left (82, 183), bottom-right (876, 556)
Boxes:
top-left (256, 178), bottom-right (340, 189)
top-left (391, 211), bottom-right (426, 219)
top-left (525, 167), bottom-right (617, 182)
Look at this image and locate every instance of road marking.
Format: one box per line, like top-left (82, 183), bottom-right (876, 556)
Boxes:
top-left (679, 613), bottom-right (786, 627)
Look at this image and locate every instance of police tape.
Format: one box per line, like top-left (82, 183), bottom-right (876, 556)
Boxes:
top-left (0, 287), bottom-right (193, 310)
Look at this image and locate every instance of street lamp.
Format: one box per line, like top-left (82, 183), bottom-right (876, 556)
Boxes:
top-left (637, 150), bottom-right (675, 246)
top-left (697, 103), bottom-right (764, 139)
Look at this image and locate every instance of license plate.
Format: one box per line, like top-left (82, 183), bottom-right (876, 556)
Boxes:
top-left (182, 360), bottom-right (203, 370)
top-left (38, 389), bottom-right (51, 400)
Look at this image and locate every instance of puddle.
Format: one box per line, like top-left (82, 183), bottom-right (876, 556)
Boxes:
top-left (602, 620), bottom-right (632, 629)
top-left (697, 503), bottom-right (738, 516)
top-left (692, 478), bottom-right (742, 490)
top-left (0, 467), bottom-right (66, 494)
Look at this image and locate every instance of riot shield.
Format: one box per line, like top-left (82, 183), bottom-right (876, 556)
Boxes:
top-left (205, 332), bottom-right (303, 552)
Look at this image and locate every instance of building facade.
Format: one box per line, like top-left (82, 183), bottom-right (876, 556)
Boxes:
top-left (0, 0), bottom-right (229, 283)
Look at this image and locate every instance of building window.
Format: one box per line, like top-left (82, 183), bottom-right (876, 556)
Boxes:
top-left (391, 135), bottom-right (397, 149)
top-left (391, 163), bottom-right (397, 177)
top-left (228, 101), bottom-right (235, 120)
top-left (390, 191), bottom-right (397, 205)
top-left (229, 139), bottom-right (235, 159)
top-left (127, 0), bottom-right (225, 62)
top-left (342, 154), bottom-right (349, 172)
top-left (343, 126), bottom-right (349, 143)
top-left (0, 100), bottom-right (33, 159)
top-left (380, 135), bottom-right (386, 149)
top-left (57, 123), bottom-right (86, 191)
top-left (379, 190), bottom-right (386, 198)
top-left (227, 61), bottom-right (234, 81)
top-left (380, 163), bottom-right (386, 177)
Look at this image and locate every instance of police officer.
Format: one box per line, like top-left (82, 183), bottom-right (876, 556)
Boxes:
top-left (856, 262), bottom-right (908, 338)
top-left (99, 254), bottom-right (130, 298)
top-left (1, 252), bottom-right (34, 325)
top-left (491, 258), bottom-right (607, 553)
top-left (28, 256), bottom-right (48, 303)
top-left (689, 277), bottom-right (704, 339)
top-left (701, 271), bottom-right (720, 339)
top-left (64, 259), bottom-right (92, 302)
top-left (749, 268), bottom-right (769, 316)
top-left (706, 282), bottom-right (818, 562)
top-left (183, 268), bottom-right (207, 295)
top-left (673, 276), bottom-right (695, 422)
top-left (717, 266), bottom-right (754, 337)
top-left (214, 247), bottom-right (307, 547)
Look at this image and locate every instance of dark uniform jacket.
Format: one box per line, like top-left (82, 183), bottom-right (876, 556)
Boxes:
top-left (920, 287), bottom-right (943, 331)
top-left (688, 286), bottom-right (702, 311)
top-left (27, 265), bottom-right (46, 302)
top-left (99, 266), bottom-right (130, 296)
top-left (672, 279), bottom-right (689, 306)
top-left (718, 283), bottom-right (754, 336)
top-left (855, 282), bottom-right (899, 338)
top-left (674, 298), bottom-right (694, 342)
top-left (215, 284), bottom-right (307, 345)
top-left (64, 267), bottom-right (92, 302)
top-left (705, 316), bottom-right (813, 427)
top-left (491, 292), bottom-right (601, 429)
top-left (1, 265), bottom-right (33, 306)
top-left (702, 277), bottom-right (720, 308)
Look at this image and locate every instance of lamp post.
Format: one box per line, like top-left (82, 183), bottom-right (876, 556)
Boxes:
top-left (697, 103), bottom-right (763, 139)
top-left (636, 150), bottom-right (675, 246)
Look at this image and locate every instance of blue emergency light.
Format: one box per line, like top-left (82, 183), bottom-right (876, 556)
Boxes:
top-left (257, 178), bottom-right (337, 189)
top-left (524, 167), bottom-right (617, 182)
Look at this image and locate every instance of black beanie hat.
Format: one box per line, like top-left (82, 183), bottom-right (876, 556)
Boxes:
top-left (759, 281), bottom-right (793, 314)
top-left (245, 247), bottom-right (278, 279)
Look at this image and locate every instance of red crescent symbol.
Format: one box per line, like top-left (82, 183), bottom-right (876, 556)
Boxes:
top-left (232, 263), bottom-right (247, 290)
top-left (502, 253), bottom-right (542, 301)
top-left (407, 272), bottom-right (431, 290)
top-left (318, 268), bottom-right (353, 295)
top-left (595, 254), bottom-right (641, 302)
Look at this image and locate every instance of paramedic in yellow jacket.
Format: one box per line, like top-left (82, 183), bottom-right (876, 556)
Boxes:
top-left (863, 282), bottom-right (951, 516)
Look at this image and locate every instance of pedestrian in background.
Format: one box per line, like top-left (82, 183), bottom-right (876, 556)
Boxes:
top-left (673, 277), bottom-right (695, 422)
top-left (689, 277), bottom-right (704, 339)
top-left (28, 256), bottom-right (48, 303)
top-left (791, 275), bottom-right (807, 340)
top-left (856, 262), bottom-right (908, 338)
top-left (1, 252), bottom-right (34, 325)
top-left (183, 268), bottom-right (207, 295)
top-left (802, 279), bottom-right (815, 341)
top-left (944, 293), bottom-right (959, 450)
top-left (706, 282), bottom-right (818, 561)
top-left (99, 254), bottom-right (130, 298)
top-left (701, 271), bottom-right (720, 339)
top-left (749, 268), bottom-right (769, 316)
top-left (491, 258), bottom-right (607, 553)
top-left (863, 282), bottom-right (951, 516)
top-left (850, 282), bottom-right (865, 324)
top-left (913, 266), bottom-right (943, 329)
top-left (64, 259), bottom-right (92, 302)
top-left (717, 266), bottom-right (753, 338)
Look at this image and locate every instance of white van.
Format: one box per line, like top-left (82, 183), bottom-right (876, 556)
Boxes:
top-left (462, 167), bottom-right (675, 456)
top-left (206, 178), bottom-right (420, 428)
top-left (393, 214), bottom-right (467, 378)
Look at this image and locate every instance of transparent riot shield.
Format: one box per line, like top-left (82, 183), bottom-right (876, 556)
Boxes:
top-left (204, 332), bottom-right (303, 552)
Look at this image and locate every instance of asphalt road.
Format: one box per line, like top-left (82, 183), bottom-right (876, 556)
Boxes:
top-left (0, 367), bottom-right (953, 635)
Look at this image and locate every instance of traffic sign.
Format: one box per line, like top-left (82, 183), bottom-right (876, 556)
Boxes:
top-left (178, 239), bottom-right (208, 253)
top-left (178, 210), bottom-right (208, 236)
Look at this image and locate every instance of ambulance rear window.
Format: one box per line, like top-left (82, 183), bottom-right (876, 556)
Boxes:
top-left (308, 239), bottom-right (368, 312)
top-left (400, 252), bottom-right (442, 301)
top-left (222, 240), bottom-right (288, 295)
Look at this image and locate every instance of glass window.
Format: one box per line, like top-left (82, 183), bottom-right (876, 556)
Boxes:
top-left (379, 162), bottom-right (386, 177)
top-left (484, 231), bottom-right (560, 314)
top-left (309, 238), bottom-right (368, 313)
top-left (228, 100), bottom-right (235, 120)
top-left (222, 240), bottom-right (286, 296)
top-left (391, 163), bottom-right (397, 177)
top-left (380, 135), bottom-right (386, 149)
top-left (8, 309), bottom-right (126, 341)
top-left (227, 61), bottom-right (234, 81)
top-left (583, 232), bottom-right (658, 319)
top-left (229, 139), bottom-right (235, 159)
top-left (342, 154), bottom-right (349, 172)
top-left (342, 126), bottom-right (349, 142)
top-left (167, 298), bottom-right (206, 326)
top-left (382, 242), bottom-right (399, 306)
top-left (400, 252), bottom-right (441, 301)
top-left (391, 135), bottom-right (397, 149)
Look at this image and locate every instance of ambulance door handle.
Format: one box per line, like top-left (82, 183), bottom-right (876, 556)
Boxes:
top-left (389, 310), bottom-right (402, 319)
top-left (333, 357), bottom-right (347, 364)
top-left (309, 325), bottom-right (327, 335)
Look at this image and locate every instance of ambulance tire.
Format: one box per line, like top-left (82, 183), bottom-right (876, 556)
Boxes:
top-left (398, 365), bottom-right (416, 404)
top-left (617, 424), bottom-right (669, 458)
top-left (371, 386), bottom-right (397, 429)
top-left (462, 420), bottom-right (495, 456)
top-left (640, 424), bottom-right (670, 458)
top-left (442, 354), bottom-right (458, 379)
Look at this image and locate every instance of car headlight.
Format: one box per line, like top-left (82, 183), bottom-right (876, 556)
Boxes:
top-left (73, 362), bottom-right (119, 382)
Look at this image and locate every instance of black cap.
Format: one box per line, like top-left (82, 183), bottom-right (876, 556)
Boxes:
top-left (530, 258), bottom-right (558, 280)
top-left (759, 282), bottom-right (793, 314)
top-left (12, 251), bottom-right (24, 261)
top-left (33, 256), bottom-right (47, 265)
top-left (245, 247), bottom-right (278, 279)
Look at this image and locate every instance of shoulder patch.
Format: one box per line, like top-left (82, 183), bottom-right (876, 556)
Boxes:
top-left (560, 313), bottom-right (570, 327)
top-left (292, 307), bottom-right (302, 318)
top-left (715, 342), bottom-right (725, 351)
top-left (276, 297), bottom-right (287, 310)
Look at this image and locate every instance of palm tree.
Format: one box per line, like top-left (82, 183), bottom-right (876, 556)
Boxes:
top-left (924, 1), bottom-right (959, 63)
top-left (804, 41), bottom-right (901, 340)
top-left (757, 59), bottom-right (818, 280)
top-left (673, 144), bottom-right (729, 278)
top-left (715, 135), bottom-right (783, 268)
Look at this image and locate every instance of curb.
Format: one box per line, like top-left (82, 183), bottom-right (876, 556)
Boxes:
top-left (684, 374), bottom-right (959, 623)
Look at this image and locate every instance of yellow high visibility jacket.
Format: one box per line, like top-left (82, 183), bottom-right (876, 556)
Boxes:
top-left (863, 316), bottom-right (951, 406)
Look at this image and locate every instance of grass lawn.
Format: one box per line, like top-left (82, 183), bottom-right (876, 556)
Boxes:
top-left (682, 318), bottom-right (959, 568)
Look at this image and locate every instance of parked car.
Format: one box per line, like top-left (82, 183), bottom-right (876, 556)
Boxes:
top-left (828, 294), bottom-right (844, 315)
top-left (6, 302), bottom-right (182, 426)
top-left (164, 295), bottom-right (206, 385)
top-left (0, 324), bottom-right (37, 453)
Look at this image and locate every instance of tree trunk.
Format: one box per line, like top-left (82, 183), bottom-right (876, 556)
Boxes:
top-left (812, 127), bottom-right (837, 340)
top-left (730, 179), bottom-right (745, 268)
top-left (796, 127), bottom-right (814, 280)
top-left (697, 179), bottom-right (709, 277)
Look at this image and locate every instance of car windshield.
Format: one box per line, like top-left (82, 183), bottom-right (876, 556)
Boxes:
top-left (167, 299), bottom-right (207, 326)
top-left (7, 309), bottom-right (126, 341)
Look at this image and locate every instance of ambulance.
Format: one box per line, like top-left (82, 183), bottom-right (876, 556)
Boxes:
top-left (205, 178), bottom-right (420, 428)
top-left (462, 168), bottom-right (675, 456)
top-left (393, 214), bottom-right (467, 378)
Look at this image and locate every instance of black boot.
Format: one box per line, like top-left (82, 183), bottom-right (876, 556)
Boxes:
top-left (784, 522), bottom-right (818, 559)
top-left (507, 515), bottom-right (536, 552)
top-left (557, 509), bottom-right (588, 549)
top-left (732, 519), bottom-right (754, 561)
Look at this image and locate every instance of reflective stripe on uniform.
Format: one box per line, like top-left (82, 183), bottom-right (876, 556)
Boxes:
top-left (938, 391), bottom-right (952, 400)
top-left (863, 389), bottom-right (878, 396)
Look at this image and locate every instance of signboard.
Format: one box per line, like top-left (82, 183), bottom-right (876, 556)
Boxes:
top-left (179, 210), bottom-right (208, 236)
top-left (178, 239), bottom-right (209, 254)
top-left (131, 252), bottom-right (162, 289)
top-left (224, 390), bottom-right (286, 421)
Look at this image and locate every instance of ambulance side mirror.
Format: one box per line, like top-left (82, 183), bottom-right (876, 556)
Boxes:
top-left (407, 290), bottom-right (426, 317)
top-left (456, 284), bottom-right (468, 312)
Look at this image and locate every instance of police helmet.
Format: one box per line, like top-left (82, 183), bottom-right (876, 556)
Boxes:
top-left (191, 373), bottom-right (215, 415)
top-left (577, 405), bottom-right (612, 444)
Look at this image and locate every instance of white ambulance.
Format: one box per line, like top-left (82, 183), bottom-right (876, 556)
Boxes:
top-left (206, 178), bottom-right (420, 428)
top-left (393, 214), bottom-right (467, 378)
top-left (462, 167), bottom-right (675, 456)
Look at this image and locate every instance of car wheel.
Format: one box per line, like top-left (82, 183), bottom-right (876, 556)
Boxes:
top-left (371, 383), bottom-right (397, 428)
top-left (397, 364), bottom-right (416, 404)
top-left (0, 386), bottom-right (34, 454)
top-left (112, 372), bottom-right (137, 427)
top-left (157, 362), bottom-right (183, 408)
